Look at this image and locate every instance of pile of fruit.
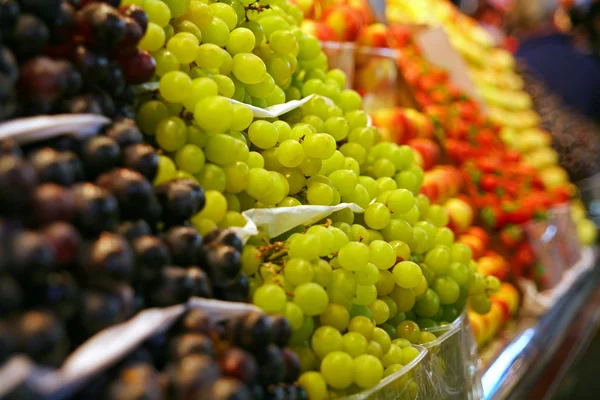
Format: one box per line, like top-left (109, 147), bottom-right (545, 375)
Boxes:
top-left (0, 0), bottom-right (501, 399)
top-left (0, 0), bottom-right (155, 120)
top-left (0, 120), bottom-right (251, 367)
top-left (80, 308), bottom-right (306, 399)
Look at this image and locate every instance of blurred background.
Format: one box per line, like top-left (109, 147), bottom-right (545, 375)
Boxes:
top-left (455, 2), bottom-right (600, 398)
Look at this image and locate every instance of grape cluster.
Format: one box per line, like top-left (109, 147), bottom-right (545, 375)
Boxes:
top-left (0, 121), bottom-right (247, 369)
top-left (133, 0), bottom-right (351, 231)
top-left (78, 309), bottom-right (307, 400)
top-left (0, 0), bottom-right (155, 121)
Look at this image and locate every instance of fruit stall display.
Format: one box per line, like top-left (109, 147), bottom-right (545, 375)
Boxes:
top-left (0, 0), bottom-right (504, 399)
top-left (0, 0), bottom-right (597, 399)
top-left (383, 0), bottom-right (598, 244)
top-left (297, 0), bottom-right (598, 347)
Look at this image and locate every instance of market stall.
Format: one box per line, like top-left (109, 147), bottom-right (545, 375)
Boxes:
top-left (0, 0), bottom-right (598, 399)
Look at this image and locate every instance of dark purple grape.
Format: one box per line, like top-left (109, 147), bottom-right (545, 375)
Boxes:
top-left (117, 219), bottom-right (152, 241)
top-left (117, 15), bottom-right (144, 56)
top-left (170, 355), bottom-right (220, 399)
top-left (81, 232), bottom-right (134, 281)
top-left (169, 334), bottom-right (213, 361)
top-left (67, 93), bottom-right (104, 114)
top-left (119, 4), bottom-right (148, 34)
top-left (0, 155), bottom-right (38, 212)
top-left (8, 14), bottom-right (49, 60)
top-left (96, 168), bottom-right (157, 221)
top-left (71, 183), bottom-right (119, 235)
top-left (105, 118), bottom-right (143, 147)
top-left (132, 235), bottom-right (170, 282)
top-left (0, 0), bottom-right (20, 38)
top-left (78, 285), bottom-right (135, 337)
top-left (31, 183), bottom-right (74, 225)
top-left (147, 266), bottom-right (212, 307)
top-left (50, 1), bottom-right (76, 45)
top-left (76, 3), bottom-right (126, 50)
top-left (202, 245), bottom-right (242, 283)
top-left (255, 345), bottom-right (285, 386)
top-left (94, 88), bottom-right (116, 117)
top-left (270, 316), bottom-right (292, 348)
top-left (0, 273), bottom-right (23, 315)
top-left (108, 363), bottom-right (162, 400)
top-left (209, 378), bottom-right (251, 400)
top-left (123, 143), bottom-right (158, 181)
top-left (59, 151), bottom-right (85, 183)
top-left (17, 0), bottom-right (62, 25)
top-left (118, 49), bottom-right (155, 84)
top-left (16, 311), bottom-right (69, 367)
top-left (155, 180), bottom-right (205, 226)
top-left (73, 45), bottom-right (109, 84)
top-left (163, 226), bottom-right (203, 267)
top-left (99, 61), bottom-right (126, 97)
top-left (225, 311), bottom-right (272, 353)
top-left (218, 348), bottom-right (258, 384)
top-left (81, 135), bottom-right (121, 176)
top-left (214, 274), bottom-right (248, 303)
top-left (10, 230), bottom-right (56, 281)
top-left (32, 271), bottom-right (80, 321)
top-left (203, 229), bottom-right (243, 253)
top-left (42, 222), bottom-right (81, 267)
top-left (29, 147), bottom-right (75, 186)
top-left (177, 309), bottom-right (213, 336)
top-left (281, 349), bottom-right (300, 384)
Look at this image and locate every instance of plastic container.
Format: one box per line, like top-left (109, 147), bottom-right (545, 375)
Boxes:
top-left (523, 217), bottom-right (564, 290)
top-left (420, 312), bottom-right (483, 400)
top-left (576, 171), bottom-right (600, 227)
top-left (342, 346), bottom-right (427, 400)
top-left (354, 47), bottom-right (406, 113)
top-left (548, 204), bottom-right (582, 267)
top-left (320, 41), bottom-right (356, 88)
top-left (518, 246), bottom-right (595, 316)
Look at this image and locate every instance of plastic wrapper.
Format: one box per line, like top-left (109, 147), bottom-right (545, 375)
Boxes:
top-left (137, 82), bottom-right (319, 118)
top-left (0, 114), bottom-right (110, 144)
top-left (320, 41), bottom-right (356, 89)
top-left (232, 202), bottom-right (365, 243)
top-left (419, 312), bottom-right (482, 400)
top-left (518, 246), bottom-right (595, 316)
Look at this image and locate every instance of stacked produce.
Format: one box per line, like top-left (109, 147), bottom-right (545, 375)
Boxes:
top-left (79, 308), bottom-right (306, 399)
top-left (0, 120), bottom-right (252, 368)
top-left (0, 0), bottom-right (155, 120)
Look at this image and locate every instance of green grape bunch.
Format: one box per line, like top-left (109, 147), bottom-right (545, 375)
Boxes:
top-left (127, 0), bottom-right (499, 397)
